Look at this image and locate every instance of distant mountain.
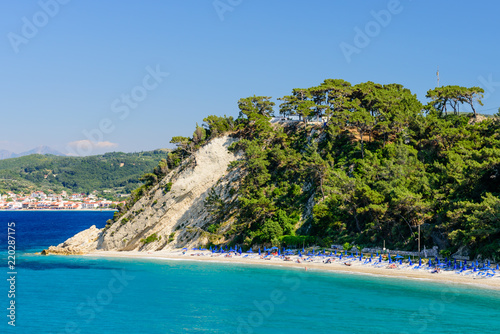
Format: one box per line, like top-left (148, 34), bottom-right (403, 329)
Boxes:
top-left (0, 150), bottom-right (14, 160)
top-left (0, 146), bottom-right (66, 160)
top-left (14, 146), bottom-right (65, 158)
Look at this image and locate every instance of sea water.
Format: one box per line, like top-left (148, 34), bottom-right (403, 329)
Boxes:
top-left (1, 211), bottom-right (499, 334)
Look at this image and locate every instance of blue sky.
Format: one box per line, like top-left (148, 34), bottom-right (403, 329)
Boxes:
top-left (1, 0), bottom-right (499, 155)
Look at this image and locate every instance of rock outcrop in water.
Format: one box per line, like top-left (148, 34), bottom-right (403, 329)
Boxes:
top-left (41, 225), bottom-right (101, 255)
top-left (42, 136), bottom-right (241, 255)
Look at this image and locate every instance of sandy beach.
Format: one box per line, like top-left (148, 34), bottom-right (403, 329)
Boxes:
top-left (85, 250), bottom-right (500, 291)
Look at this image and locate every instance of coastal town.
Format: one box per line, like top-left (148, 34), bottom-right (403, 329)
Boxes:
top-left (0, 190), bottom-right (126, 210)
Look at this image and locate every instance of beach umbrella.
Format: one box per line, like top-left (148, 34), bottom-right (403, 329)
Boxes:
top-left (399, 259), bottom-right (402, 265)
top-left (379, 255), bottom-right (382, 262)
top-left (278, 249), bottom-right (281, 256)
top-left (258, 248), bottom-right (261, 255)
top-left (395, 255), bottom-right (404, 260)
top-left (302, 248), bottom-right (305, 253)
top-left (356, 251), bottom-right (358, 257)
top-left (409, 259), bottom-right (412, 266)
top-left (182, 248), bottom-right (187, 250)
top-left (476, 260), bottom-right (478, 267)
top-left (335, 250), bottom-right (337, 255)
top-left (419, 258), bottom-right (422, 266)
top-left (370, 254), bottom-right (373, 259)
top-left (359, 255), bottom-right (362, 261)
top-left (298, 251), bottom-right (301, 257)
top-left (497, 264), bottom-right (499, 270)
top-left (388, 256), bottom-right (392, 264)
top-left (339, 253), bottom-right (342, 260)
top-left (429, 259), bottom-right (432, 267)
top-left (247, 248), bottom-right (253, 253)
top-left (376, 251), bottom-right (379, 256)
top-left (488, 260), bottom-right (491, 267)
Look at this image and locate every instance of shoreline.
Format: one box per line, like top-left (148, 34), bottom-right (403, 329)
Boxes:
top-left (83, 250), bottom-right (500, 291)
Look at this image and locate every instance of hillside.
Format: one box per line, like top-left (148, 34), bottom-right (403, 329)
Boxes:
top-left (44, 80), bottom-right (500, 260)
top-left (0, 150), bottom-right (170, 195)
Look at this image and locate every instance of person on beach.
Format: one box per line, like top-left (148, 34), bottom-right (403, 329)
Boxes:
top-left (431, 267), bottom-right (440, 273)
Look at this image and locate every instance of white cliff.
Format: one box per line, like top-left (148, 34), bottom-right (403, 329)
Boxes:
top-left (42, 135), bottom-right (241, 255)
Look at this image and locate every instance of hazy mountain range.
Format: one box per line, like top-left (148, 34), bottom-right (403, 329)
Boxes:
top-left (0, 146), bottom-right (65, 160)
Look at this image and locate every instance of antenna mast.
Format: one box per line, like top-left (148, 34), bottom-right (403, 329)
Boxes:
top-left (437, 66), bottom-right (440, 87)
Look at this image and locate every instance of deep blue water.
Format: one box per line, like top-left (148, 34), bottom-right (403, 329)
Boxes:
top-left (1, 211), bottom-right (500, 334)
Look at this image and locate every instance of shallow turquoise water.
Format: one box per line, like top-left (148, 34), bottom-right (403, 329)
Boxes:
top-left (1, 212), bottom-right (500, 333)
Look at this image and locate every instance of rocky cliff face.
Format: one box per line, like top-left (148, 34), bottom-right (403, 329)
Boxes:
top-left (41, 225), bottom-right (101, 255)
top-left (43, 136), bottom-right (241, 255)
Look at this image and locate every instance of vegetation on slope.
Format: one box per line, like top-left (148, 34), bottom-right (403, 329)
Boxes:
top-left (121, 80), bottom-right (500, 259)
top-left (0, 150), bottom-right (170, 195)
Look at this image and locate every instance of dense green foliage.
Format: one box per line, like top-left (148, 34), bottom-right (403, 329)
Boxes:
top-left (119, 80), bottom-right (500, 260)
top-left (140, 233), bottom-right (161, 244)
top-left (0, 150), bottom-right (170, 195)
top-left (214, 81), bottom-right (498, 259)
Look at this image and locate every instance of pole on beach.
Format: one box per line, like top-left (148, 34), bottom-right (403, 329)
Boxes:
top-left (418, 224), bottom-right (421, 254)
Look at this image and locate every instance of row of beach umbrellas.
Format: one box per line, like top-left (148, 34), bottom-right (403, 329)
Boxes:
top-left (182, 246), bottom-right (499, 270)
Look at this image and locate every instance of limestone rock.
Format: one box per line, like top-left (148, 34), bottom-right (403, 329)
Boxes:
top-left (41, 225), bottom-right (101, 255)
top-left (43, 135), bottom-right (241, 254)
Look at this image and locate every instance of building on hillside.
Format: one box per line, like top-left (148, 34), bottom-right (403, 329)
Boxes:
top-left (30, 191), bottom-right (47, 199)
top-left (71, 193), bottom-right (83, 200)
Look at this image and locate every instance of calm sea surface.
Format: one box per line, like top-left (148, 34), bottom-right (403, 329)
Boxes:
top-left (1, 211), bottom-right (499, 334)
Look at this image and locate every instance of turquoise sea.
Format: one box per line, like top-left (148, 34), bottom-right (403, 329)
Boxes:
top-left (1, 211), bottom-right (500, 334)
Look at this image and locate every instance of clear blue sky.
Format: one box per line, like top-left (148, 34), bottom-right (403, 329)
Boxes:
top-left (1, 0), bottom-right (499, 155)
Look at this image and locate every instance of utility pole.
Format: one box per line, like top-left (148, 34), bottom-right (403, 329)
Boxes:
top-left (418, 224), bottom-right (421, 254)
